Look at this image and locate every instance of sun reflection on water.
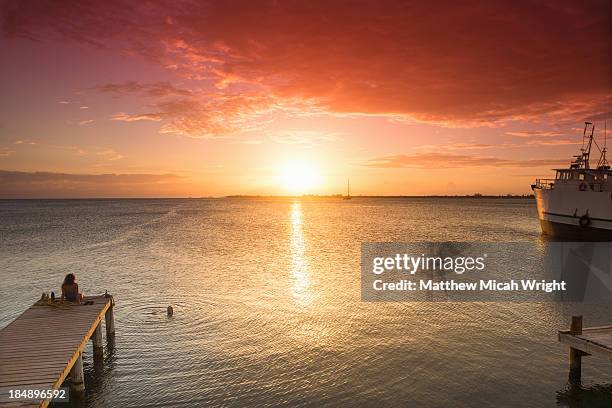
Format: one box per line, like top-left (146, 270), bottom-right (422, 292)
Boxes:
top-left (290, 201), bottom-right (312, 306)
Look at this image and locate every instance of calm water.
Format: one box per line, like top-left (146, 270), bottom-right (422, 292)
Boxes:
top-left (1, 198), bottom-right (610, 408)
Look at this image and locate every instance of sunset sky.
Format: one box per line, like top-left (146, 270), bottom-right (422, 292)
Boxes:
top-left (1, 0), bottom-right (611, 197)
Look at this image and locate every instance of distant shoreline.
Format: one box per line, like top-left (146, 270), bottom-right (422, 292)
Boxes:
top-left (0, 194), bottom-right (535, 200)
top-left (226, 194), bottom-right (535, 199)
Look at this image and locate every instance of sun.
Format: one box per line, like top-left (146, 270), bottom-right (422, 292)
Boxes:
top-left (278, 161), bottom-right (322, 194)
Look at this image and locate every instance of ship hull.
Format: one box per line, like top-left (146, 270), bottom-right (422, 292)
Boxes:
top-left (533, 188), bottom-right (612, 241)
top-left (539, 218), bottom-right (612, 241)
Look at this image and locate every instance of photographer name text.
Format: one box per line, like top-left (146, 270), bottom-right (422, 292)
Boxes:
top-left (373, 279), bottom-right (566, 293)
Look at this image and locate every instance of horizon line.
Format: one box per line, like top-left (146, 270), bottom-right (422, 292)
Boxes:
top-left (0, 194), bottom-right (535, 200)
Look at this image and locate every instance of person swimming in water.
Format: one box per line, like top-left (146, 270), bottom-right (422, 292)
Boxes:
top-left (61, 273), bottom-right (83, 302)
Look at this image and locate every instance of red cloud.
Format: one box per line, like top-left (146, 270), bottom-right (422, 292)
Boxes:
top-left (3, 0), bottom-right (611, 133)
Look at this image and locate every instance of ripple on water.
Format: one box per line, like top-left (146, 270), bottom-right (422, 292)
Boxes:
top-left (116, 294), bottom-right (217, 340)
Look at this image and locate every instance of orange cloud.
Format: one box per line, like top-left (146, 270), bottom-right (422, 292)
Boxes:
top-left (525, 140), bottom-right (580, 146)
top-left (108, 92), bottom-right (301, 137)
top-left (506, 131), bottom-right (565, 138)
top-left (363, 153), bottom-right (567, 169)
top-left (111, 112), bottom-right (163, 122)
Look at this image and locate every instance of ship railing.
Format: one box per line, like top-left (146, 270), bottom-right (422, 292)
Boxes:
top-left (534, 178), bottom-right (555, 189)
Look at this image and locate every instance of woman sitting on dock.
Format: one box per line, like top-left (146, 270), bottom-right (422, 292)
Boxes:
top-left (61, 273), bottom-right (83, 303)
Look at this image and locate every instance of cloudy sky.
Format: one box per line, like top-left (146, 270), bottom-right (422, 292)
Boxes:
top-left (1, 0), bottom-right (610, 197)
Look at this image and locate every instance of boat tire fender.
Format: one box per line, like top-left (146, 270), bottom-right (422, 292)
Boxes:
top-left (579, 214), bottom-right (591, 227)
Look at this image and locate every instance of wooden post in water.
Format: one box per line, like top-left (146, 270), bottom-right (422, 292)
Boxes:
top-left (92, 321), bottom-right (103, 358)
top-left (569, 315), bottom-right (583, 381)
top-left (70, 352), bottom-right (85, 392)
top-left (105, 302), bottom-right (115, 338)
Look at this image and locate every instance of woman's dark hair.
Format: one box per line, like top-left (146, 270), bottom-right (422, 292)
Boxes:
top-left (63, 273), bottom-right (76, 285)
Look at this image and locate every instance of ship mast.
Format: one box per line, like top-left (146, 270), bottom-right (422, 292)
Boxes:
top-left (571, 122), bottom-right (595, 169)
top-left (597, 120), bottom-right (610, 170)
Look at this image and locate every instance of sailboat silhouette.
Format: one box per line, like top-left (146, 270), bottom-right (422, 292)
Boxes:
top-left (343, 178), bottom-right (351, 200)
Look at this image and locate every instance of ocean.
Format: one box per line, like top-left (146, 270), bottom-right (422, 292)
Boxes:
top-left (1, 198), bottom-right (610, 407)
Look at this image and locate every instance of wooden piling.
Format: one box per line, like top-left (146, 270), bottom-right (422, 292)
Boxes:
top-left (92, 321), bottom-right (104, 358)
top-left (105, 303), bottom-right (115, 338)
top-left (70, 353), bottom-right (85, 392)
top-left (568, 315), bottom-right (583, 380)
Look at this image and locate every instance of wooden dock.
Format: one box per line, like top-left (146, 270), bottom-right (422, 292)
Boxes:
top-left (558, 315), bottom-right (612, 381)
top-left (0, 294), bottom-right (115, 408)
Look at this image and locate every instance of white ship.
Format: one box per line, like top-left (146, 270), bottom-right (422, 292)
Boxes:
top-left (531, 122), bottom-right (612, 241)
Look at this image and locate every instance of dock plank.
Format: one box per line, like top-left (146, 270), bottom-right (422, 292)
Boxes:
top-left (559, 325), bottom-right (612, 361)
top-left (0, 295), bottom-right (113, 408)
